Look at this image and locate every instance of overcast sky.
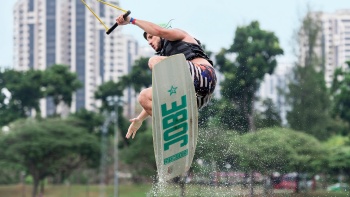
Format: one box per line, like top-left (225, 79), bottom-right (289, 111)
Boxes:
top-left (0, 0), bottom-right (349, 68)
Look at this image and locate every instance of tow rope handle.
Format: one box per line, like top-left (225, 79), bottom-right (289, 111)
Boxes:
top-left (81, 0), bottom-right (131, 35)
top-left (106, 10), bottom-right (131, 35)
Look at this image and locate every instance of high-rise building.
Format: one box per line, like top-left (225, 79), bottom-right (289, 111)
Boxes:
top-left (257, 62), bottom-right (293, 125)
top-left (13, 0), bottom-right (139, 117)
top-left (299, 9), bottom-right (350, 87)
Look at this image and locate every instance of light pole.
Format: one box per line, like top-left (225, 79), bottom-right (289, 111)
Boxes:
top-left (99, 113), bottom-right (111, 197)
top-left (107, 96), bottom-right (120, 197)
top-left (113, 97), bottom-right (119, 197)
top-left (225, 163), bottom-right (231, 186)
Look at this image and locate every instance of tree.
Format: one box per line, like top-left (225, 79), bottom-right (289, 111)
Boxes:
top-left (94, 80), bottom-right (124, 112)
top-left (286, 64), bottom-right (332, 140)
top-left (119, 57), bottom-right (152, 92)
top-left (255, 98), bottom-right (282, 129)
top-left (205, 98), bottom-right (248, 132)
top-left (331, 61), bottom-right (350, 134)
top-left (197, 98), bottom-right (227, 129)
top-left (328, 146), bottom-right (350, 178)
top-left (94, 80), bottom-right (140, 146)
top-left (43, 64), bottom-right (82, 115)
top-left (230, 128), bottom-right (294, 195)
top-left (119, 129), bottom-right (156, 182)
top-left (229, 128), bottom-right (324, 194)
top-left (0, 160), bottom-right (23, 184)
top-left (284, 10), bottom-right (332, 140)
top-left (216, 21), bottom-right (284, 132)
top-left (286, 60), bottom-right (330, 139)
top-left (188, 126), bottom-right (235, 191)
top-left (0, 69), bottom-right (44, 126)
top-left (281, 128), bottom-right (326, 193)
top-left (195, 126), bottom-right (234, 166)
top-left (109, 57), bottom-right (152, 144)
top-left (296, 10), bottom-right (324, 68)
top-left (280, 128), bottom-right (325, 171)
top-left (70, 109), bottom-right (104, 135)
top-left (0, 118), bottom-right (100, 197)
top-left (323, 135), bottom-right (350, 181)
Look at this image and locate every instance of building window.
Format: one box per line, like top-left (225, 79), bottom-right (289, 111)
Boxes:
top-left (28, 0), bottom-right (34, 11)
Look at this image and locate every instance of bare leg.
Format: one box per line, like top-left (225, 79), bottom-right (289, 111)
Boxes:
top-left (126, 56), bottom-right (167, 139)
top-left (148, 56), bottom-right (167, 70)
top-left (138, 87), bottom-right (153, 116)
top-left (125, 87), bottom-right (152, 139)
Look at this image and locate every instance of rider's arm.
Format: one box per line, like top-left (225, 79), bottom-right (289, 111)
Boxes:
top-left (116, 15), bottom-right (187, 41)
top-left (134, 19), bottom-right (186, 41)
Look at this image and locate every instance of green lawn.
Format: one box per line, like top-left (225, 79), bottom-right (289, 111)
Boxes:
top-left (0, 184), bottom-right (349, 197)
top-left (0, 184), bottom-right (151, 197)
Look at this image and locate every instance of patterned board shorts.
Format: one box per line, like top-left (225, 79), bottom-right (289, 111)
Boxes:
top-left (187, 61), bottom-right (217, 110)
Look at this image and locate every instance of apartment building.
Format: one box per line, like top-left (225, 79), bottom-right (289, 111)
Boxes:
top-left (13, 0), bottom-right (139, 117)
top-left (257, 62), bottom-right (293, 125)
top-left (299, 9), bottom-right (350, 87)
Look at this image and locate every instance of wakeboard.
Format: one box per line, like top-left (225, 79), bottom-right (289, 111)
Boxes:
top-left (152, 54), bottom-right (198, 182)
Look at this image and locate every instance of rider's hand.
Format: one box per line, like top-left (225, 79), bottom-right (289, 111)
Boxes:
top-left (116, 14), bottom-right (131, 26)
top-left (125, 118), bottom-right (142, 139)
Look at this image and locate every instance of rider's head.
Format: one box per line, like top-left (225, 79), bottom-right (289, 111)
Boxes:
top-left (143, 32), bottom-right (163, 52)
top-left (143, 20), bottom-right (173, 52)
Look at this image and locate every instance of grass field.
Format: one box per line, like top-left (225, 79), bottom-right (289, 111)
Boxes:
top-left (0, 184), bottom-right (349, 197)
top-left (0, 184), bottom-right (151, 197)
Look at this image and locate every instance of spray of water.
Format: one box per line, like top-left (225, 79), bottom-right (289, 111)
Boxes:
top-left (144, 114), bottom-right (251, 196)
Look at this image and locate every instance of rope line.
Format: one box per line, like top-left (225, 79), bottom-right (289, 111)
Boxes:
top-left (81, 0), bottom-right (128, 32)
top-left (95, 0), bottom-right (128, 12)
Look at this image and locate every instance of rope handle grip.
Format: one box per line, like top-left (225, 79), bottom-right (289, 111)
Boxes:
top-left (106, 10), bottom-right (131, 35)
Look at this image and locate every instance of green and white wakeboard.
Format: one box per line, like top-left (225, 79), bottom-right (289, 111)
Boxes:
top-left (152, 54), bottom-right (198, 182)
